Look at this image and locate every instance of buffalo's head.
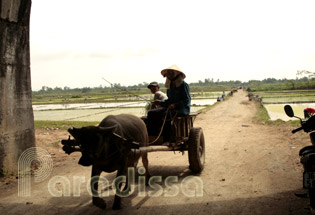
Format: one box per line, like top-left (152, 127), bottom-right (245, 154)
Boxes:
top-left (68, 125), bottom-right (117, 166)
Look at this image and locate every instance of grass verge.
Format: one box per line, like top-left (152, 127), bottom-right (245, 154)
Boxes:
top-left (35, 120), bottom-right (100, 129)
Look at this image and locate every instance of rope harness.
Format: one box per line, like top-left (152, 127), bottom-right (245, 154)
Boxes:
top-left (148, 107), bottom-right (178, 145)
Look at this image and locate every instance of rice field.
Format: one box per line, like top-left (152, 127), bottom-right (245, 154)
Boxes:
top-left (33, 100), bottom-right (212, 121)
top-left (262, 96), bottom-right (315, 104)
top-left (256, 91), bottom-right (315, 104)
top-left (255, 90), bottom-right (315, 121)
top-left (32, 89), bottom-right (220, 122)
top-left (33, 89), bottom-right (315, 122)
top-left (34, 108), bottom-right (146, 121)
top-left (264, 103), bottom-right (315, 121)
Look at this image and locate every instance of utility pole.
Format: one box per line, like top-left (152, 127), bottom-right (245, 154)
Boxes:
top-left (0, 0), bottom-right (35, 174)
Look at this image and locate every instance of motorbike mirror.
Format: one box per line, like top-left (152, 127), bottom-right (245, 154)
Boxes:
top-left (284, 105), bottom-right (294, 117)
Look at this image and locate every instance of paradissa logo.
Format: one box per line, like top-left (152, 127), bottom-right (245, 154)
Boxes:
top-left (48, 167), bottom-right (203, 198)
top-left (18, 147), bottom-right (203, 198)
top-left (18, 147), bottom-right (53, 197)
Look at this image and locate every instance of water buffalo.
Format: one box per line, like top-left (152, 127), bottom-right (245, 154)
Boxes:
top-left (67, 114), bottom-right (150, 210)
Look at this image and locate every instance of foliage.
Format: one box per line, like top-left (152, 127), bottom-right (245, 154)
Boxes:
top-left (297, 70), bottom-right (315, 79)
top-left (32, 73), bottom-right (315, 105)
top-left (34, 75), bottom-right (315, 95)
top-left (0, 168), bottom-right (15, 178)
top-left (246, 77), bottom-right (315, 92)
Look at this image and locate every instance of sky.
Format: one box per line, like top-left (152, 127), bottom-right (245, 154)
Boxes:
top-left (30, 0), bottom-right (315, 90)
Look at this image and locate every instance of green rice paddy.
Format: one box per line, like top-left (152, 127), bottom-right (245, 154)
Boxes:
top-left (33, 107), bottom-right (205, 122)
top-left (255, 90), bottom-right (315, 121)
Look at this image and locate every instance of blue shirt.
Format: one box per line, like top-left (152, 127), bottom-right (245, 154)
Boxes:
top-left (161, 81), bottom-right (191, 115)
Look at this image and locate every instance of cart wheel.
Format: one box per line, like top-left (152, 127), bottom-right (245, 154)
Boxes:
top-left (188, 127), bottom-right (205, 173)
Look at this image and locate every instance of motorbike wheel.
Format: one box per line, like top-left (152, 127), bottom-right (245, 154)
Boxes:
top-left (310, 188), bottom-right (315, 209)
top-left (188, 127), bottom-right (205, 173)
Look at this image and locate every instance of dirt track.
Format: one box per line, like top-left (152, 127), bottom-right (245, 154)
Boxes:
top-left (0, 90), bottom-right (312, 214)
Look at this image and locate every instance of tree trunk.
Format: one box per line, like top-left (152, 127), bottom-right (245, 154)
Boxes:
top-left (0, 0), bottom-right (35, 175)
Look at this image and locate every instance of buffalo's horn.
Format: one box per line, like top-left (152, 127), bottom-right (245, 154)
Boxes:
top-left (68, 127), bottom-right (80, 138)
top-left (98, 125), bottom-right (117, 133)
top-left (67, 127), bottom-right (78, 132)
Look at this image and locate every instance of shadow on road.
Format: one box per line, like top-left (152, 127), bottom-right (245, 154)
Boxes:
top-left (0, 185), bottom-right (310, 215)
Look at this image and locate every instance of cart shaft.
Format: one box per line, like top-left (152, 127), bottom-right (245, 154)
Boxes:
top-left (131, 145), bottom-right (184, 155)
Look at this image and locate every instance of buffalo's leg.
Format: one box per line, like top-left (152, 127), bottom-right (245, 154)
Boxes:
top-left (142, 153), bottom-right (151, 182)
top-left (112, 166), bottom-right (129, 210)
top-left (91, 166), bottom-right (106, 209)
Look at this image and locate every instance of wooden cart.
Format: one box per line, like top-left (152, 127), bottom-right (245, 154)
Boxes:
top-left (139, 112), bottom-right (205, 173)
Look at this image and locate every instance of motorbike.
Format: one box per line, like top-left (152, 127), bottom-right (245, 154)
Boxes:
top-left (284, 105), bottom-right (315, 209)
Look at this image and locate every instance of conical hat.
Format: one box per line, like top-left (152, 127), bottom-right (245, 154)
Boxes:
top-left (161, 65), bottom-right (186, 79)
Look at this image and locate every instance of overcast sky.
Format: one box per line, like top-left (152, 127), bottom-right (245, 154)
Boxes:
top-left (30, 0), bottom-right (315, 90)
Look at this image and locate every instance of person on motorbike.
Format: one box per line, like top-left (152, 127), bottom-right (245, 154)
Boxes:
top-left (304, 107), bottom-right (315, 118)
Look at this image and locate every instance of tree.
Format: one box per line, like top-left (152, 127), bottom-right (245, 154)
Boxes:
top-left (81, 87), bottom-right (91, 93)
top-left (41, 86), bottom-right (48, 91)
top-left (0, 0), bottom-right (35, 174)
top-left (297, 70), bottom-right (315, 79)
top-left (54, 86), bottom-right (62, 91)
top-left (204, 78), bottom-right (210, 84)
top-left (63, 86), bottom-right (70, 91)
top-left (286, 80), bottom-right (295, 90)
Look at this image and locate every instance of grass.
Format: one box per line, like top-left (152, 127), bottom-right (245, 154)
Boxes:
top-left (251, 90), bottom-right (315, 104)
top-left (50, 140), bottom-right (62, 148)
top-left (0, 168), bottom-right (16, 178)
top-left (260, 93), bottom-right (315, 98)
top-left (32, 92), bottom-right (153, 105)
top-left (262, 97), bottom-right (315, 103)
top-left (253, 102), bottom-right (271, 124)
top-left (34, 120), bottom-right (100, 129)
top-left (33, 90), bottom-right (225, 105)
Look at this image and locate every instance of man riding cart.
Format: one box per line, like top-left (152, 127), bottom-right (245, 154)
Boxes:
top-left (142, 65), bottom-right (205, 172)
top-left (146, 65), bottom-right (191, 144)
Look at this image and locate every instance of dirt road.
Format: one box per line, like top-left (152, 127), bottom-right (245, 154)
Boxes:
top-left (0, 90), bottom-right (312, 214)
